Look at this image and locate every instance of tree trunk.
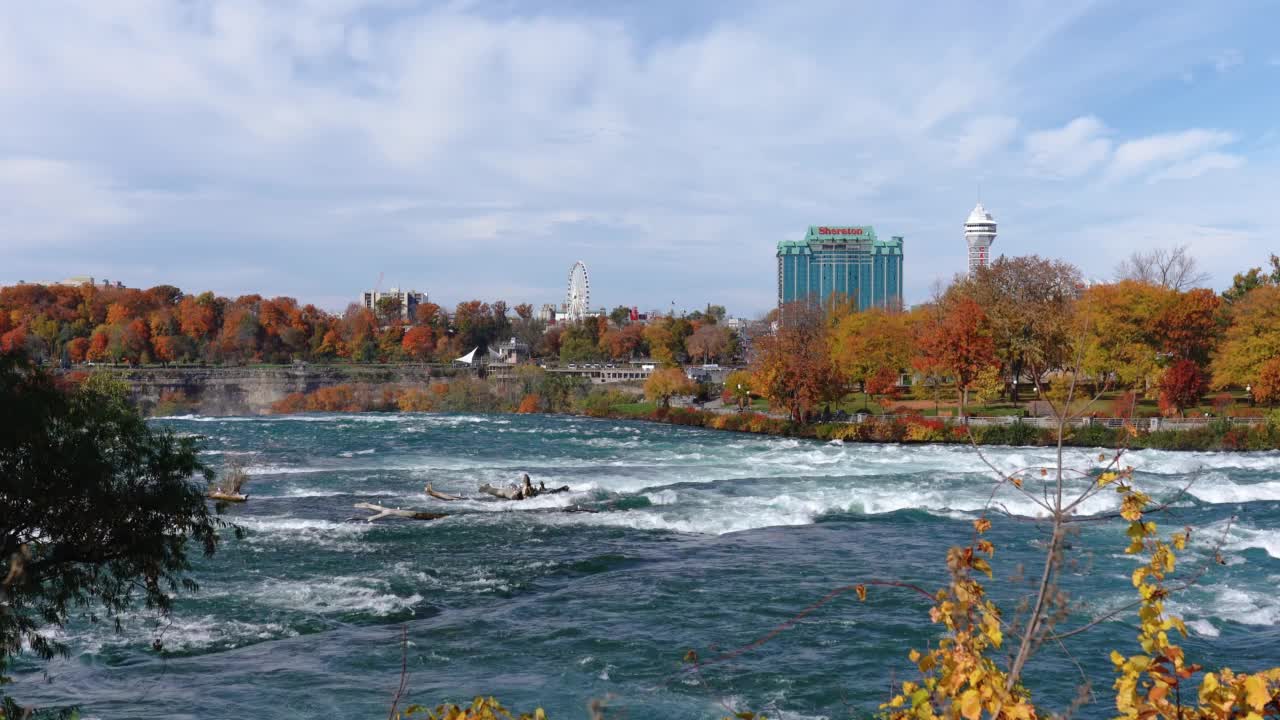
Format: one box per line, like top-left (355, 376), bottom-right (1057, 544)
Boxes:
top-left (353, 502), bottom-right (447, 522)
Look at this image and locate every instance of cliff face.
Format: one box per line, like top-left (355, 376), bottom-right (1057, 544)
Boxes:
top-left (108, 365), bottom-right (443, 416)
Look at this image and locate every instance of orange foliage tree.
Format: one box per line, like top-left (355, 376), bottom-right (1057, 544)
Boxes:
top-left (915, 296), bottom-right (996, 416)
top-left (751, 302), bottom-right (843, 422)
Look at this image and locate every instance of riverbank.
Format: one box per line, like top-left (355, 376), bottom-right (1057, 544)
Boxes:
top-left (239, 377), bottom-right (1280, 451)
top-left (107, 367), bottom-right (1280, 451)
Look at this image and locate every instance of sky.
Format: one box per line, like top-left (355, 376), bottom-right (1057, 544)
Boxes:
top-left (2, 0), bottom-right (1279, 317)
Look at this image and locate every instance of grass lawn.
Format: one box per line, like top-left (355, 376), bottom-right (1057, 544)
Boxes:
top-left (611, 401), bottom-right (658, 417)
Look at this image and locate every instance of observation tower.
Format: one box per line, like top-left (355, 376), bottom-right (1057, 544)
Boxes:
top-left (964, 203), bottom-right (997, 276)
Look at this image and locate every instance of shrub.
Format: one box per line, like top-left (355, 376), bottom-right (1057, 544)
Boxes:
top-left (516, 393), bottom-right (541, 414)
top-left (397, 387), bottom-right (436, 412)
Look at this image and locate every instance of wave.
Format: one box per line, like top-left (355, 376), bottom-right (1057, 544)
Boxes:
top-left (1174, 584), bottom-right (1280, 627)
top-left (1187, 479), bottom-right (1280, 505)
top-left (249, 576), bottom-right (425, 616)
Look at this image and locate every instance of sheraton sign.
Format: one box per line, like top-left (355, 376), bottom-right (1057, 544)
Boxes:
top-left (816, 227), bottom-right (864, 235)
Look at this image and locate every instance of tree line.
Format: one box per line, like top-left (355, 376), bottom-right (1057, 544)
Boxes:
top-left (0, 281), bottom-right (739, 367)
top-left (749, 252), bottom-right (1280, 422)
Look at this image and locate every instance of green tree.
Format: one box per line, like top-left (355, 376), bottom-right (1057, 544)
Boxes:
top-left (609, 305), bottom-right (632, 327)
top-left (1222, 254), bottom-right (1280, 304)
top-left (0, 359), bottom-right (228, 713)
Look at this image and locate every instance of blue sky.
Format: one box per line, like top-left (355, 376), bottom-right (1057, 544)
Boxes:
top-left (2, 1), bottom-right (1278, 317)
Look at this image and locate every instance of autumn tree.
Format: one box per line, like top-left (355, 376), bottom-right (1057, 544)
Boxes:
top-left (644, 367), bottom-right (696, 409)
top-left (1158, 359), bottom-right (1208, 417)
top-left (1254, 357), bottom-right (1280, 406)
top-left (830, 307), bottom-right (913, 407)
top-left (1211, 285), bottom-right (1280, 389)
top-left (684, 324), bottom-right (731, 363)
top-left (914, 296), bottom-right (996, 416)
top-left (643, 317), bottom-right (692, 366)
top-left (177, 293), bottom-right (218, 343)
top-left (1153, 287), bottom-right (1222, 364)
top-left (401, 325), bottom-right (435, 361)
top-left (959, 255), bottom-right (1082, 402)
top-left (1115, 243), bottom-right (1210, 290)
top-left (602, 322), bottom-right (646, 361)
top-left (750, 302), bottom-right (843, 423)
top-left (1078, 281), bottom-right (1172, 393)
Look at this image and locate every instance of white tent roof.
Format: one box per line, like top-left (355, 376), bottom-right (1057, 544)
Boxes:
top-left (454, 347), bottom-right (479, 365)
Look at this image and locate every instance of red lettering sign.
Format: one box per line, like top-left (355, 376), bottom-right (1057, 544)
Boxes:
top-left (817, 227), bottom-right (863, 235)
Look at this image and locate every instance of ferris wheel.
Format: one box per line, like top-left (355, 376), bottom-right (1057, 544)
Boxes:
top-left (565, 261), bottom-right (590, 319)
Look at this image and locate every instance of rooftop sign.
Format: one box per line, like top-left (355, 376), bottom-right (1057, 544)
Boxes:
top-left (817, 227), bottom-right (863, 235)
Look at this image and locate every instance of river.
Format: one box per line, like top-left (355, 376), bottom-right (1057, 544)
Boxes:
top-left (12, 413), bottom-right (1280, 718)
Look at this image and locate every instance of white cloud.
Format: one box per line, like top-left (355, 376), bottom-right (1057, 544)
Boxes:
top-left (0, 2), bottom-right (1271, 311)
top-left (1107, 129), bottom-right (1238, 180)
top-left (953, 115), bottom-right (1019, 165)
top-left (1148, 152), bottom-right (1245, 182)
top-left (0, 157), bottom-right (135, 247)
top-left (1025, 116), bottom-right (1113, 178)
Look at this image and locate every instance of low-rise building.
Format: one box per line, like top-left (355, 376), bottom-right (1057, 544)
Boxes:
top-left (491, 337), bottom-right (531, 364)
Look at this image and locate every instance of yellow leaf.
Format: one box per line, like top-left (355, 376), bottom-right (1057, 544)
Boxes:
top-left (1011, 476), bottom-right (1023, 489)
top-left (973, 518), bottom-right (992, 534)
top-left (909, 649), bottom-right (921, 663)
top-left (959, 689), bottom-right (982, 720)
top-left (1110, 650), bottom-right (1124, 667)
top-left (1244, 675), bottom-right (1269, 711)
top-left (855, 584), bottom-right (867, 601)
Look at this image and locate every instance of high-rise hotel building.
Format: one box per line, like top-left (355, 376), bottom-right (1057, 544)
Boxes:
top-left (776, 225), bottom-right (904, 310)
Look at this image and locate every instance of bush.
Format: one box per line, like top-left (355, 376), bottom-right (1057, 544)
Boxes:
top-left (516, 393), bottom-right (541, 414)
top-left (397, 387), bottom-right (437, 412)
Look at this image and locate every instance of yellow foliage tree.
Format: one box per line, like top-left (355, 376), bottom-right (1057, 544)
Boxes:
top-left (830, 307), bottom-right (914, 404)
top-left (644, 367), bottom-right (696, 408)
top-left (1078, 280), bottom-right (1173, 394)
top-left (1211, 285), bottom-right (1280, 390)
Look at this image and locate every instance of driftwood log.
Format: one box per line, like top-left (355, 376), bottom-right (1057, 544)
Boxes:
top-left (207, 491), bottom-right (249, 503)
top-left (424, 484), bottom-right (464, 501)
top-left (354, 502), bottom-right (448, 522)
top-left (478, 483), bottom-right (571, 501)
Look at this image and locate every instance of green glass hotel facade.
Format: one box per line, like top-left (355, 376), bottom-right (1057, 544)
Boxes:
top-left (776, 226), bottom-right (904, 310)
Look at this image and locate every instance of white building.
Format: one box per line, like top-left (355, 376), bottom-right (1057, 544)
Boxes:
top-left (361, 287), bottom-right (425, 320)
top-left (964, 203), bottom-right (997, 276)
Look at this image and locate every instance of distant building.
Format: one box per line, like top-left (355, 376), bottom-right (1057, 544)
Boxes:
top-left (491, 337), bottom-right (531, 364)
top-left (776, 225), bottom-right (904, 310)
top-left (361, 287), bottom-right (424, 321)
top-left (7, 276), bottom-right (108, 288)
top-left (964, 203), bottom-right (997, 276)
top-left (538, 303), bottom-right (558, 324)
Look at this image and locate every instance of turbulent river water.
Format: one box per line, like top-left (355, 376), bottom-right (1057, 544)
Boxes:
top-left (12, 413), bottom-right (1280, 719)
